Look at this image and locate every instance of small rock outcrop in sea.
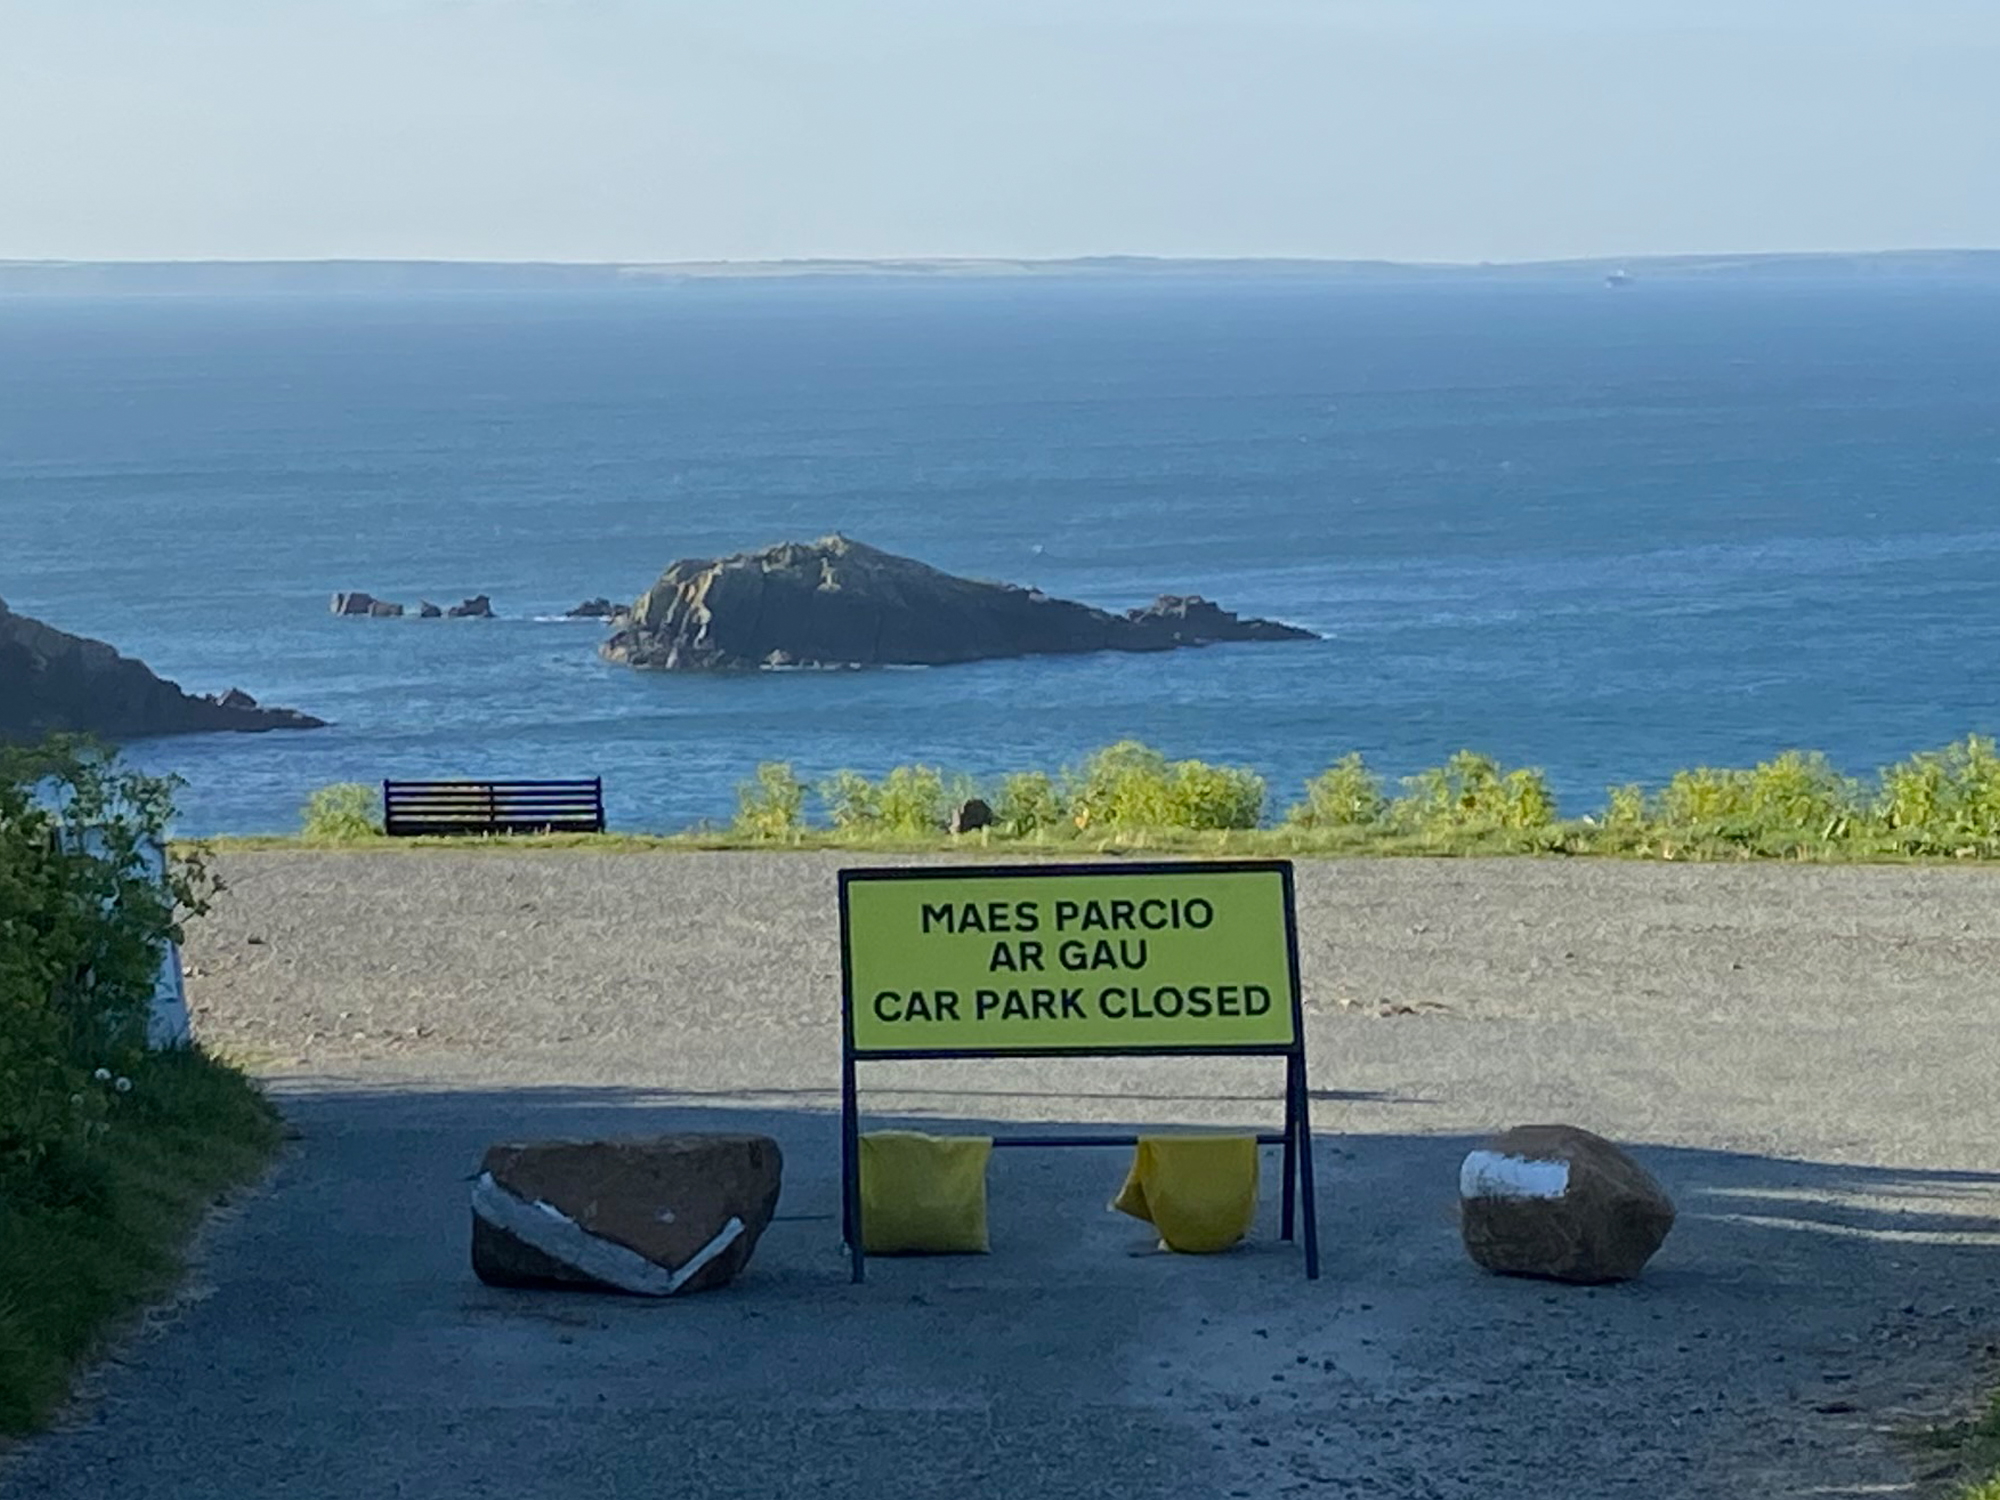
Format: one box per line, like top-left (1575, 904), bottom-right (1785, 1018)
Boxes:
top-left (567, 598), bottom-right (632, 623)
top-left (333, 591), bottom-right (494, 618)
top-left (1123, 594), bottom-right (1310, 645)
top-left (0, 597), bottom-right (326, 741)
top-left (600, 536), bottom-right (1318, 671)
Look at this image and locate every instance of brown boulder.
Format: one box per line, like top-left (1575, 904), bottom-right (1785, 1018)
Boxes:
top-left (471, 1135), bottom-right (782, 1296)
top-left (1459, 1124), bottom-right (1674, 1283)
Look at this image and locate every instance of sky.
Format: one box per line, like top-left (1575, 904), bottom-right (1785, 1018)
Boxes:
top-left (2, 0), bottom-right (1996, 264)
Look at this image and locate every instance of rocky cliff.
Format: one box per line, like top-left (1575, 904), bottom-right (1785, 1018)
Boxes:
top-left (0, 597), bottom-right (326, 742)
top-left (600, 536), bottom-right (1317, 671)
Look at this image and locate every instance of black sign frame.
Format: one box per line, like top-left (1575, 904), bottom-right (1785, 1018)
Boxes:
top-left (837, 858), bottom-right (1319, 1283)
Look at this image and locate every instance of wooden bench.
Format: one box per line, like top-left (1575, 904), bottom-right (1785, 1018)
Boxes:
top-left (382, 779), bottom-right (605, 837)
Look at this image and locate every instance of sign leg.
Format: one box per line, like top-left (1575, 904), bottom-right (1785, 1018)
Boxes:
top-left (842, 1050), bottom-right (864, 1284)
top-left (1280, 1055), bottom-right (1299, 1242)
top-left (1294, 1057), bottom-right (1320, 1281)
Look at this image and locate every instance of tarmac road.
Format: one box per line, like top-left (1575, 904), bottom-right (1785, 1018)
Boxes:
top-left (8, 852), bottom-right (2000, 1499)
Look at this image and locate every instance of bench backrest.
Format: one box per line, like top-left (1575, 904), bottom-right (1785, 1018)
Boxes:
top-left (382, 779), bottom-right (605, 836)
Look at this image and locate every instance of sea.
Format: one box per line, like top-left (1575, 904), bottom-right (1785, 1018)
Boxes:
top-left (4, 273), bottom-right (1999, 837)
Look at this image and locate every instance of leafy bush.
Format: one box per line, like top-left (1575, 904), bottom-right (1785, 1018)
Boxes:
top-left (732, 762), bottom-right (807, 840)
top-left (1657, 750), bottom-right (1862, 842)
top-left (1752, 750), bottom-right (1864, 838)
top-left (1, 740), bottom-right (217, 1191)
top-left (300, 782), bottom-right (381, 843)
top-left (997, 771), bottom-right (1065, 837)
top-left (1390, 750), bottom-right (1559, 832)
top-left (817, 769), bottom-right (880, 831)
top-left (874, 765), bottom-right (951, 833)
top-left (0, 741), bottom-right (283, 1433)
top-left (1604, 783), bottom-right (1649, 827)
top-left (1655, 766), bottom-right (1750, 827)
top-left (1065, 741), bottom-right (1265, 832)
top-left (1066, 741), bottom-right (1172, 830)
top-left (1877, 735), bottom-right (2000, 851)
top-left (1287, 753), bottom-right (1387, 828)
top-left (1165, 759), bottom-right (1266, 830)
top-left (814, 766), bottom-right (957, 835)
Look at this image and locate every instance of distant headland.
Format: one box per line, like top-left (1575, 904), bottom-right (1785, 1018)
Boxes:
top-left (2, 250), bottom-right (1997, 297)
top-left (0, 598), bottom-right (323, 742)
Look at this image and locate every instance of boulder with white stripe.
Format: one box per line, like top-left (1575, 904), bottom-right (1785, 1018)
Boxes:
top-left (471, 1135), bottom-right (783, 1296)
top-left (1459, 1124), bottom-right (1674, 1283)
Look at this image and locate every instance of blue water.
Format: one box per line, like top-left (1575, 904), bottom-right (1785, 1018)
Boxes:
top-left (4, 276), bottom-right (1999, 836)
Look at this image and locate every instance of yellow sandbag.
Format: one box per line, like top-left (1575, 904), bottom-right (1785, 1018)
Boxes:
top-left (1112, 1135), bottom-right (1259, 1254)
top-left (859, 1131), bottom-right (993, 1254)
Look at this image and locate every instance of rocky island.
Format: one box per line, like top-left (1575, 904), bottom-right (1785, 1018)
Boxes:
top-left (600, 536), bottom-right (1317, 671)
top-left (0, 597), bottom-right (325, 742)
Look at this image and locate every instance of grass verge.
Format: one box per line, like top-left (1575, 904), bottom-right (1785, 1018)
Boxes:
top-left (261, 737), bottom-right (2000, 865)
top-left (1910, 1390), bottom-right (2000, 1497)
top-left (205, 822), bottom-right (2000, 865)
top-left (0, 1047), bottom-right (282, 1436)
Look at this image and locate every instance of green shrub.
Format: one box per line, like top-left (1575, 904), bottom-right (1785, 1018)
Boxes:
top-left (1657, 750), bottom-right (1862, 842)
top-left (732, 762), bottom-right (807, 840)
top-left (1391, 750), bottom-right (1559, 832)
top-left (1065, 741), bottom-right (1265, 832)
top-left (0, 740), bottom-right (217, 1190)
top-left (1513, 774), bottom-right (1559, 828)
top-left (1877, 735), bottom-right (2000, 850)
top-left (1604, 783), bottom-right (1649, 827)
top-left (1165, 759), bottom-right (1266, 830)
top-left (1287, 753), bottom-right (1388, 828)
top-left (1655, 765), bottom-right (1754, 830)
top-left (1067, 741), bottom-right (1173, 830)
top-left (874, 765), bottom-right (951, 834)
top-left (300, 782), bottom-right (381, 843)
top-left (1746, 749), bottom-right (1864, 837)
top-left (0, 740), bottom-right (272, 1433)
top-left (817, 769), bottom-right (879, 831)
top-left (997, 771), bottom-right (1065, 837)
top-left (814, 766), bottom-right (957, 836)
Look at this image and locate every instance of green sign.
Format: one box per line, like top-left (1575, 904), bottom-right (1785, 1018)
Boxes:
top-left (840, 861), bottom-right (1301, 1056)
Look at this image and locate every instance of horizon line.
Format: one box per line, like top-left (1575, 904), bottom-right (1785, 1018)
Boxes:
top-left (6, 247), bottom-right (2000, 272)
